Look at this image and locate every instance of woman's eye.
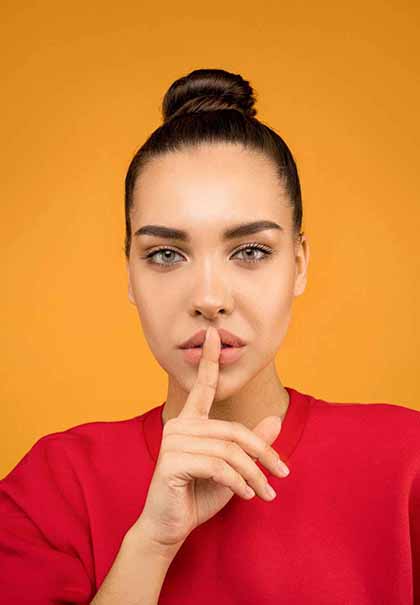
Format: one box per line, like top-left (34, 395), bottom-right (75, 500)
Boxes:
top-left (143, 244), bottom-right (272, 266)
top-left (234, 245), bottom-right (272, 263)
top-left (145, 249), bottom-right (184, 265)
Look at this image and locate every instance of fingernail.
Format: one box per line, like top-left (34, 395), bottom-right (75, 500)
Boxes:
top-left (266, 484), bottom-right (277, 499)
top-left (277, 460), bottom-right (290, 476)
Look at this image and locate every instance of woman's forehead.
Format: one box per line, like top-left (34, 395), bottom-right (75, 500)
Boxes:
top-left (135, 144), bottom-right (283, 197)
top-left (132, 148), bottom-right (288, 223)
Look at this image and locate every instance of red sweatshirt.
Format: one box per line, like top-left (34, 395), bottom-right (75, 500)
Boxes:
top-left (1, 386), bottom-right (420, 604)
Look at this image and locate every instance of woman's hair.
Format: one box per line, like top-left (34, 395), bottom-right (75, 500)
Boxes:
top-left (124, 68), bottom-right (304, 259)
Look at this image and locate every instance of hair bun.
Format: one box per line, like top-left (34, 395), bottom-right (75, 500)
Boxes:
top-left (162, 68), bottom-right (257, 123)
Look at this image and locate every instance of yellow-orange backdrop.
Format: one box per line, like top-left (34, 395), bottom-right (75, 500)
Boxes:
top-left (1, 1), bottom-right (419, 478)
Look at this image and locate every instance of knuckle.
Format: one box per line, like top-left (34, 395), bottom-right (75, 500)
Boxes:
top-left (259, 470), bottom-right (269, 487)
top-left (225, 440), bottom-right (240, 458)
top-left (157, 450), bottom-right (174, 476)
top-left (261, 440), bottom-right (272, 456)
top-left (161, 432), bottom-right (180, 449)
top-left (159, 448), bottom-right (176, 465)
top-left (212, 457), bottom-right (228, 477)
top-left (196, 380), bottom-right (216, 396)
top-left (204, 357), bottom-right (219, 370)
top-left (230, 420), bottom-right (242, 432)
top-left (228, 421), bottom-right (242, 441)
top-left (225, 442), bottom-right (263, 486)
top-left (251, 463), bottom-right (267, 486)
top-left (256, 439), bottom-right (272, 460)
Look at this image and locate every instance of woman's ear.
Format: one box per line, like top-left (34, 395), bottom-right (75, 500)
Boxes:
top-left (293, 233), bottom-right (310, 297)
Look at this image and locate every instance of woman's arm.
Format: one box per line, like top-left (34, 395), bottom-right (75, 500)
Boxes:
top-left (91, 517), bottom-right (184, 605)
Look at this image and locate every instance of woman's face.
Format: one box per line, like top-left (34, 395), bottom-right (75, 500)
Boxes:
top-left (126, 143), bottom-right (309, 402)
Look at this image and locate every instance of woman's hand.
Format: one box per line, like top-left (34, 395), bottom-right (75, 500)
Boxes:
top-left (132, 326), bottom-right (290, 549)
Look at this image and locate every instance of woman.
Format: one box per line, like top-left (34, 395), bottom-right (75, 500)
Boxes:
top-left (1, 68), bottom-right (419, 604)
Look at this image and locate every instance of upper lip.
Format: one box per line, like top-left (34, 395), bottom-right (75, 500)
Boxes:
top-left (179, 328), bottom-right (246, 349)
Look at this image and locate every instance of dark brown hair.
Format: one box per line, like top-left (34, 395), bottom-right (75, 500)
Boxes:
top-left (124, 68), bottom-right (304, 259)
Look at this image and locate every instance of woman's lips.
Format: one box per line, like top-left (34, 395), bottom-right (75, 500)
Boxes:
top-left (180, 345), bottom-right (246, 366)
top-left (179, 328), bottom-right (246, 349)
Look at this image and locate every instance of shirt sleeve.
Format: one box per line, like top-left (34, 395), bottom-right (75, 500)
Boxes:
top-left (0, 434), bottom-right (95, 604)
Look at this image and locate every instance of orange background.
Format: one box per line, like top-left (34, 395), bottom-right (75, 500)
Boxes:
top-left (1, 1), bottom-right (419, 478)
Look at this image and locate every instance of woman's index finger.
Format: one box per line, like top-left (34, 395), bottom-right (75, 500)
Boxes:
top-left (178, 326), bottom-right (221, 419)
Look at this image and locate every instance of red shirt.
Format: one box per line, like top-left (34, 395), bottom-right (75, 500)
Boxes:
top-left (1, 386), bottom-right (420, 604)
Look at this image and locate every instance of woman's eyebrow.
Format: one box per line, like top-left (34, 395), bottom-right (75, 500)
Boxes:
top-left (133, 220), bottom-right (283, 242)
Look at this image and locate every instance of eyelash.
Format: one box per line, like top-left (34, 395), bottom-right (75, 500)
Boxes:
top-left (142, 242), bottom-right (273, 267)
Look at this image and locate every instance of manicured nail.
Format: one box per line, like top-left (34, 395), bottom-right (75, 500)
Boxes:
top-left (266, 484), bottom-right (277, 499)
top-left (277, 460), bottom-right (290, 476)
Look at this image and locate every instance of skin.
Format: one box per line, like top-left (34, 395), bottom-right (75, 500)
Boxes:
top-left (126, 142), bottom-right (310, 432)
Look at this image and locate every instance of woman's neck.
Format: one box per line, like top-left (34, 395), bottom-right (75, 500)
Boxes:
top-left (162, 362), bottom-right (289, 431)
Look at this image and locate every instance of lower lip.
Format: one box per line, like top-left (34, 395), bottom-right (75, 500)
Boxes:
top-left (180, 345), bottom-right (246, 366)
